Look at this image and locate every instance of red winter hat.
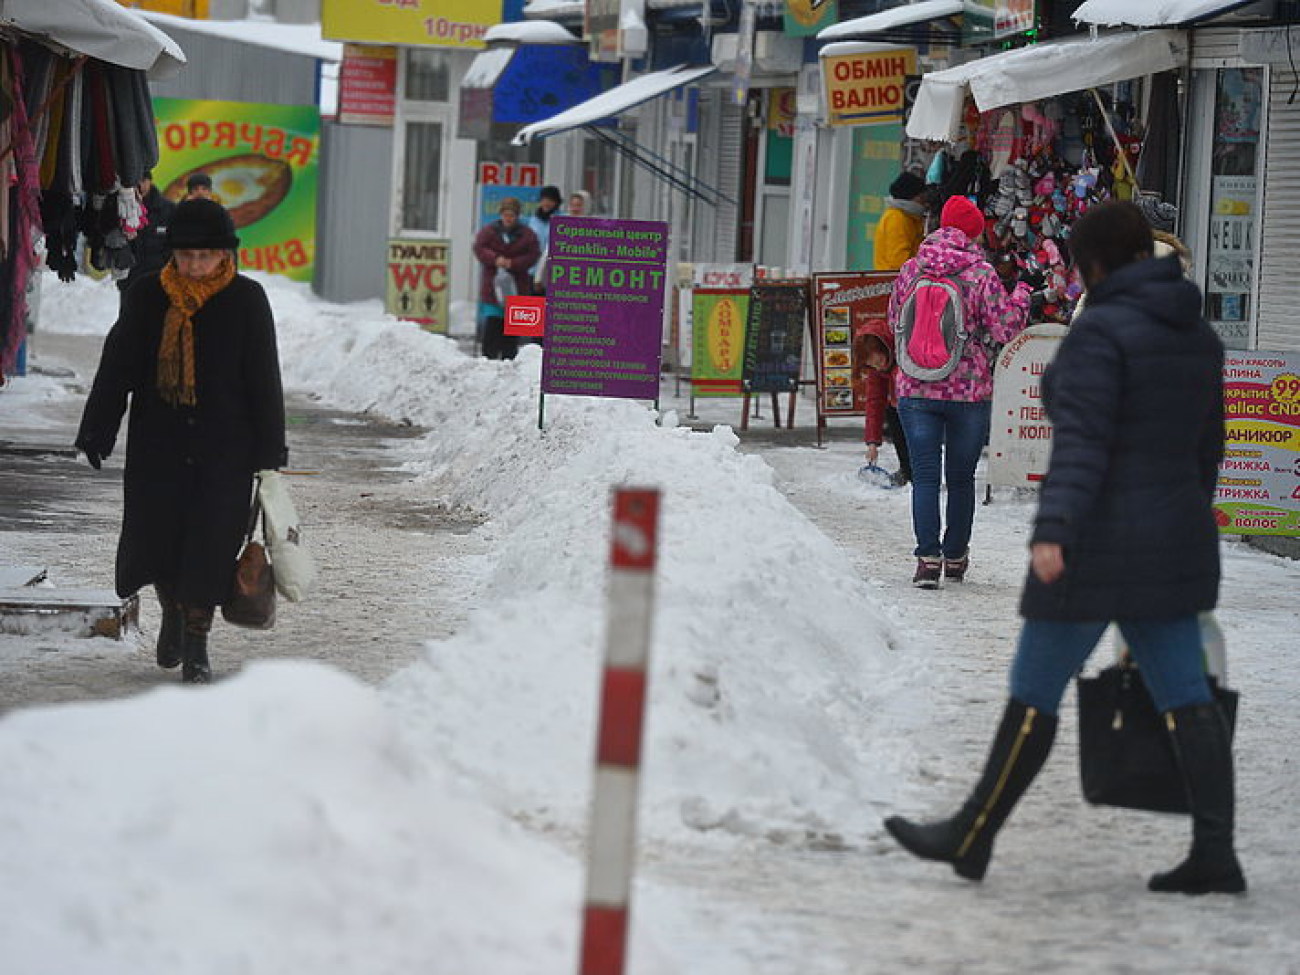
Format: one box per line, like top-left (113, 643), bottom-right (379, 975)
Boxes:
top-left (941, 195), bottom-right (985, 243)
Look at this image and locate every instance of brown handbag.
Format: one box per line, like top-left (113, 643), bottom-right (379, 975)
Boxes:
top-left (222, 495), bottom-right (276, 629)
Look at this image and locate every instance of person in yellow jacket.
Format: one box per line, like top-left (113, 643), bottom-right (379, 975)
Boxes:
top-left (874, 171), bottom-right (929, 272)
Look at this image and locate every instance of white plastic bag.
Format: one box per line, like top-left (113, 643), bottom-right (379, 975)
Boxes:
top-left (257, 470), bottom-right (317, 602)
top-left (494, 267), bottom-right (517, 304)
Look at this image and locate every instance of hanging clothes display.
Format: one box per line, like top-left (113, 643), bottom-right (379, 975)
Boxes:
top-left (0, 34), bottom-right (162, 376)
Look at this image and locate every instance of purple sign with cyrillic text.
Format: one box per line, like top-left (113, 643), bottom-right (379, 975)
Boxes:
top-left (541, 216), bottom-right (667, 400)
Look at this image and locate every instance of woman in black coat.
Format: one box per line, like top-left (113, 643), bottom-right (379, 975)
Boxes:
top-left (77, 199), bottom-right (287, 683)
top-left (883, 202), bottom-right (1243, 895)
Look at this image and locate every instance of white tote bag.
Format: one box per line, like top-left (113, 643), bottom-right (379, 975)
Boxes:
top-left (256, 470), bottom-right (317, 602)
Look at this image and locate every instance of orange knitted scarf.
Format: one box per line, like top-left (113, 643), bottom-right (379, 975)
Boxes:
top-left (157, 255), bottom-right (235, 406)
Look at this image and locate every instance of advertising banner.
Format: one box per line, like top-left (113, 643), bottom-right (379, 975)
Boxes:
top-left (478, 162), bottom-right (543, 233)
top-left (1215, 351), bottom-right (1300, 536)
top-left (504, 295), bottom-right (546, 338)
top-left (542, 217), bottom-right (668, 400)
top-left (1207, 175), bottom-right (1256, 350)
top-left (153, 97), bottom-right (319, 283)
top-left (691, 289), bottom-right (749, 397)
top-left (785, 0), bottom-right (837, 37)
top-left (742, 283), bottom-right (807, 393)
top-left (988, 324), bottom-right (1066, 487)
top-left (385, 238), bottom-right (450, 332)
top-left (811, 272), bottom-right (895, 417)
top-left (821, 48), bottom-right (916, 127)
top-left (322, 0), bottom-right (498, 49)
top-left (846, 123), bottom-right (903, 270)
top-left (338, 44), bottom-right (397, 126)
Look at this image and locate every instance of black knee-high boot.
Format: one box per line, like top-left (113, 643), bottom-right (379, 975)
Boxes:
top-left (154, 584), bottom-right (183, 670)
top-left (180, 605), bottom-right (214, 684)
top-left (1148, 702), bottom-right (1246, 894)
top-left (884, 699), bottom-right (1058, 881)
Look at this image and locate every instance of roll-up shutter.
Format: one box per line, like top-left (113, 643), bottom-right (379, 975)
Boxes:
top-left (693, 89), bottom-right (743, 262)
top-left (1256, 64), bottom-right (1300, 352)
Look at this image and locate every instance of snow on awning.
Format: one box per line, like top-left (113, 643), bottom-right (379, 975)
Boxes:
top-left (0, 0), bottom-right (186, 79)
top-left (483, 21), bottom-right (577, 44)
top-left (513, 63), bottom-right (717, 145)
top-left (1071, 0), bottom-right (1264, 27)
top-left (817, 0), bottom-right (964, 41)
top-left (906, 29), bottom-right (1189, 142)
top-left (462, 47), bottom-right (515, 90)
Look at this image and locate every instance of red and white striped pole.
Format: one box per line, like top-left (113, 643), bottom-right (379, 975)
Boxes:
top-left (579, 487), bottom-right (661, 975)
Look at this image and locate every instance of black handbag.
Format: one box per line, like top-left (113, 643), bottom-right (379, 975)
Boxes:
top-left (222, 495), bottom-right (276, 630)
top-left (1076, 661), bottom-right (1238, 814)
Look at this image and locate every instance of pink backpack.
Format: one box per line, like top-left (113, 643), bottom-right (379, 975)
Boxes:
top-left (894, 273), bottom-right (969, 381)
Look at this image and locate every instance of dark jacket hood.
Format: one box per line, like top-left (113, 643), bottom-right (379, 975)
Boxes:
top-left (1086, 254), bottom-right (1203, 331)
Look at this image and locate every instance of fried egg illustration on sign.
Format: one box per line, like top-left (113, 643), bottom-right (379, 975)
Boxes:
top-left (165, 154), bottom-right (293, 228)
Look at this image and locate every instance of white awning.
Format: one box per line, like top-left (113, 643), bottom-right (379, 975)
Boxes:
top-left (1072, 0), bottom-right (1262, 27)
top-left (818, 0), bottom-right (963, 41)
top-left (0, 0), bottom-right (186, 79)
top-left (513, 63), bottom-right (717, 145)
top-left (906, 29), bottom-right (1188, 142)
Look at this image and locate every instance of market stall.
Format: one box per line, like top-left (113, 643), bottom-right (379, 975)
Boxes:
top-left (0, 0), bottom-right (184, 379)
top-left (907, 29), bottom-right (1190, 322)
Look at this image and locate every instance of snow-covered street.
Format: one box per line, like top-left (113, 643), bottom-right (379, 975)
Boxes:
top-left (2, 273), bottom-right (1298, 973)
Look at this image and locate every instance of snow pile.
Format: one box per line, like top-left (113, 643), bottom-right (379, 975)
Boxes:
top-left (265, 275), bottom-right (922, 846)
top-left (0, 663), bottom-right (575, 974)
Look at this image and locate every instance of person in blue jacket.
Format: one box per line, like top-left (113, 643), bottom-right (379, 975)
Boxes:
top-left (882, 201), bottom-right (1243, 896)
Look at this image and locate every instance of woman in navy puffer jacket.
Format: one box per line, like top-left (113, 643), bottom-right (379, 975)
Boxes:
top-left (883, 202), bottom-right (1243, 897)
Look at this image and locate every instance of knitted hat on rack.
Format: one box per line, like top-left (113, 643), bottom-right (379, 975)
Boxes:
top-left (889, 171), bottom-right (926, 200)
top-left (166, 199), bottom-right (240, 250)
top-left (940, 195), bottom-right (985, 242)
top-left (1135, 193), bottom-right (1178, 234)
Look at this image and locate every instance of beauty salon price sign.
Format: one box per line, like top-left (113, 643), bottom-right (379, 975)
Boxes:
top-left (1215, 351), bottom-right (1300, 536)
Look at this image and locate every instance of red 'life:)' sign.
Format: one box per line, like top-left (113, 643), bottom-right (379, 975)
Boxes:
top-left (504, 295), bottom-right (546, 337)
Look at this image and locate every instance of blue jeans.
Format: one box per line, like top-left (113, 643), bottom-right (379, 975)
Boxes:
top-left (896, 397), bottom-right (991, 559)
top-left (1010, 617), bottom-right (1214, 716)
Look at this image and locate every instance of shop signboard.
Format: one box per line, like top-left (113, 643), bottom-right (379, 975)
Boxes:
top-left (385, 238), bottom-right (450, 332)
top-left (1215, 351), bottom-right (1300, 536)
top-left (1206, 175), bottom-right (1256, 350)
top-left (338, 44), bottom-right (397, 126)
top-left (117, 0), bottom-right (209, 15)
top-left (846, 122), bottom-right (903, 270)
top-left (963, 0), bottom-right (1036, 45)
top-left (321, 0), bottom-right (497, 49)
top-left (742, 282), bottom-right (807, 394)
top-left (477, 162), bottom-right (542, 234)
top-left (153, 97), bottom-right (319, 283)
top-left (542, 217), bottom-right (668, 401)
top-left (784, 0), bottom-right (837, 37)
top-left (988, 324), bottom-right (1066, 487)
top-left (810, 272), bottom-right (894, 417)
top-left (820, 48), bottom-right (916, 127)
top-left (691, 289), bottom-right (750, 397)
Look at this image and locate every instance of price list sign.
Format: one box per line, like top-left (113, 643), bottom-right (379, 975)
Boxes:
top-left (541, 217), bottom-right (668, 401)
top-left (1215, 351), bottom-right (1300, 536)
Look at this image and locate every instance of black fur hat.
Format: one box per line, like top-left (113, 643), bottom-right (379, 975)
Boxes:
top-left (166, 199), bottom-right (239, 250)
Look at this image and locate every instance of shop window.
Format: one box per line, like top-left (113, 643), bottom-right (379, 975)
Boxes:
top-left (402, 120), bottom-right (443, 232)
top-left (405, 49), bottom-right (451, 102)
top-left (1204, 67), bottom-right (1262, 349)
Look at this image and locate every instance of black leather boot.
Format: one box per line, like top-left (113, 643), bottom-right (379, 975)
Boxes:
top-left (180, 605), bottom-right (214, 684)
top-left (884, 699), bottom-right (1058, 881)
top-left (154, 585), bottom-right (183, 670)
top-left (1149, 702), bottom-right (1246, 895)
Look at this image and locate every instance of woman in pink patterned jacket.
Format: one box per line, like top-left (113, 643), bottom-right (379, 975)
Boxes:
top-left (888, 195), bottom-right (1032, 589)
